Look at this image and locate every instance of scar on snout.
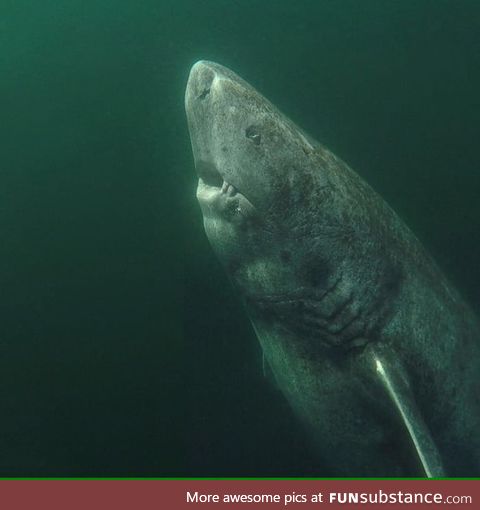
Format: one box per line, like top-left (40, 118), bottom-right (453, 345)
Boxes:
top-left (197, 87), bottom-right (210, 100)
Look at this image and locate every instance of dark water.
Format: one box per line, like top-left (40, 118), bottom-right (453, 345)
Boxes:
top-left (0, 0), bottom-right (478, 476)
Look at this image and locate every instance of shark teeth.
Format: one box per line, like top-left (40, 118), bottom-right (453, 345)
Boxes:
top-left (221, 180), bottom-right (237, 196)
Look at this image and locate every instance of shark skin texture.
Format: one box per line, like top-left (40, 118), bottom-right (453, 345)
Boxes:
top-left (185, 60), bottom-right (480, 477)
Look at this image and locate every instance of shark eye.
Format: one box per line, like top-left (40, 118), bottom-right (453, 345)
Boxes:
top-left (245, 125), bottom-right (261, 145)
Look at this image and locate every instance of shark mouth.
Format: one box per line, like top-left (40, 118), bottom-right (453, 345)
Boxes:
top-left (195, 159), bottom-right (259, 221)
top-left (196, 160), bottom-right (238, 196)
top-left (220, 180), bottom-right (237, 196)
top-left (197, 176), bottom-right (239, 201)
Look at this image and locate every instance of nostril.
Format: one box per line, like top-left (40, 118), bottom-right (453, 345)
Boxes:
top-left (197, 87), bottom-right (210, 100)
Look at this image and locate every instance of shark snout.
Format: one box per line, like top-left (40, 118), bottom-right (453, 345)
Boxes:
top-left (185, 60), bottom-right (245, 113)
top-left (186, 60), bottom-right (234, 116)
top-left (186, 61), bottom-right (216, 103)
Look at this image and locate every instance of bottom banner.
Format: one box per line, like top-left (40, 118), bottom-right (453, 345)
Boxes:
top-left (0, 479), bottom-right (478, 510)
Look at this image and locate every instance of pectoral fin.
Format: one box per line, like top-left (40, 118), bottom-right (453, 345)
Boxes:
top-left (369, 347), bottom-right (445, 478)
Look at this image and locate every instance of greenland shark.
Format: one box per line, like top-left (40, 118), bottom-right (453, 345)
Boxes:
top-left (185, 60), bottom-right (480, 476)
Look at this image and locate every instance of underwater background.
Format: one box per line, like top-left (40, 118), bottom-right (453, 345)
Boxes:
top-left (0, 0), bottom-right (479, 476)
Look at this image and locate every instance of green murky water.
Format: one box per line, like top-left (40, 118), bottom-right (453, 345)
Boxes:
top-left (0, 1), bottom-right (478, 475)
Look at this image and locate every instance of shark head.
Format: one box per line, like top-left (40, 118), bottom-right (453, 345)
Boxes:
top-left (185, 60), bottom-right (397, 353)
top-left (185, 61), bottom-right (343, 300)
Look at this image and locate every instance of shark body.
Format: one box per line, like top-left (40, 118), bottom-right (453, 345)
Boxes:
top-left (185, 60), bottom-right (480, 476)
